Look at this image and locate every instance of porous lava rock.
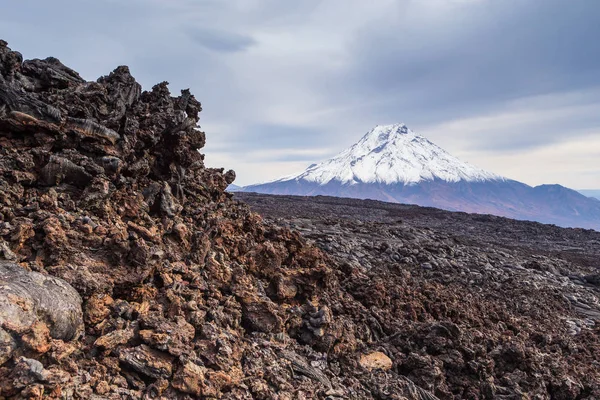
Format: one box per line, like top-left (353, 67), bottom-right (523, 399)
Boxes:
top-left (237, 193), bottom-right (600, 399)
top-left (0, 40), bottom-right (336, 399)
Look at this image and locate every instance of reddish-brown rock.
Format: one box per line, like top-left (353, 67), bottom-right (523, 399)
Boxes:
top-left (360, 351), bottom-right (393, 371)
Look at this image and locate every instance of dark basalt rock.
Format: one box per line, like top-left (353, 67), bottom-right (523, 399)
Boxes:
top-left (119, 344), bottom-right (175, 379)
top-left (0, 40), bottom-right (337, 399)
top-left (20, 57), bottom-right (85, 90)
top-left (39, 155), bottom-right (93, 187)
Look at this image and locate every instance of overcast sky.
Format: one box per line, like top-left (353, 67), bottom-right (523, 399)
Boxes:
top-left (2, 0), bottom-right (599, 188)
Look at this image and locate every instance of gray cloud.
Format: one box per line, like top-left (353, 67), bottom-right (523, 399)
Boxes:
top-left (337, 0), bottom-right (600, 124)
top-left (266, 153), bottom-right (328, 163)
top-left (186, 28), bottom-right (256, 53)
top-left (225, 123), bottom-right (327, 151)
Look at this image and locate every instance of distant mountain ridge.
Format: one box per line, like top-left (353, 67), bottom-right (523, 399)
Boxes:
top-left (579, 190), bottom-right (600, 200)
top-left (243, 124), bottom-right (600, 231)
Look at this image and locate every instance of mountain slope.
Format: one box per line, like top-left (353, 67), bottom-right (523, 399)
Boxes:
top-left (579, 189), bottom-right (600, 200)
top-left (273, 123), bottom-right (503, 185)
top-left (245, 124), bottom-right (600, 230)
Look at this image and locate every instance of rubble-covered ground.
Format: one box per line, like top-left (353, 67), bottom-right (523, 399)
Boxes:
top-left (0, 39), bottom-right (598, 399)
top-left (236, 193), bottom-right (600, 399)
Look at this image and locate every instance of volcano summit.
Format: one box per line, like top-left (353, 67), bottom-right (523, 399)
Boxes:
top-left (275, 123), bottom-right (503, 185)
top-left (245, 124), bottom-right (600, 230)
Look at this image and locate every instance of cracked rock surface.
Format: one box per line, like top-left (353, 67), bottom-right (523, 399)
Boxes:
top-left (0, 260), bottom-right (83, 340)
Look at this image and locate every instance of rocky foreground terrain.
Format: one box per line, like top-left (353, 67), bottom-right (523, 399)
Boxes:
top-left (0, 40), bottom-right (599, 399)
top-left (235, 194), bottom-right (600, 399)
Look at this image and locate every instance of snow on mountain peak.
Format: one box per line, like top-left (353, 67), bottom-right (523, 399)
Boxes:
top-left (286, 123), bottom-right (504, 185)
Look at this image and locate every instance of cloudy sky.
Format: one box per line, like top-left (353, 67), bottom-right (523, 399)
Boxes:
top-left (2, 0), bottom-right (600, 188)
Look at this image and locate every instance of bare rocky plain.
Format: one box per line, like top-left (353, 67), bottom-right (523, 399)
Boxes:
top-left (0, 39), bottom-right (599, 399)
top-left (235, 193), bottom-right (600, 399)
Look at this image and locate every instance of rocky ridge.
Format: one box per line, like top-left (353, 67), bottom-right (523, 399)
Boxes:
top-left (0, 40), bottom-right (336, 399)
top-left (0, 39), bottom-right (599, 399)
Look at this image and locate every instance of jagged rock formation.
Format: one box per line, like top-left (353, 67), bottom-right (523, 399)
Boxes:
top-left (0, 40), bottom-right (337, 399)
top-left (0, 40), bottom-right (445, 400)
top-left (0, 39), bottom-right (599, 400)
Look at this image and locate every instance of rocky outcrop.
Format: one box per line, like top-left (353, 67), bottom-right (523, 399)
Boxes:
top-left (0, 40), bottom-right (333, 399)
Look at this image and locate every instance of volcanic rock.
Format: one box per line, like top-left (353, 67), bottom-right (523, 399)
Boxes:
top-left (237, 192), bottom-right (600, 399)
top-left (171, 361), bottom-right (206, 396)
top-left (118, 344), bottom-right (175, 379)
top-left (0, 261), bottom-right (83, 341)
top-left (0, 40), bottom-right (335, 399)
top-left (360, 351), bottom-right (393, 371)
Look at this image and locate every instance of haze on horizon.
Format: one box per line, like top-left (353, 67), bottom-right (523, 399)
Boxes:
top-left (2, 0), bottom-right (599, 189)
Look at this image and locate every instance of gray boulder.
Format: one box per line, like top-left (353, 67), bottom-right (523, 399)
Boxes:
top-left (0, 261), bottom-right (83, 341)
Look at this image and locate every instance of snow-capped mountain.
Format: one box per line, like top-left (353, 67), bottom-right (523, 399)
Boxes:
top-left (275, 123), bottom-right (502, 185)
top-left (244, 123), bottom-right (600, 230)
